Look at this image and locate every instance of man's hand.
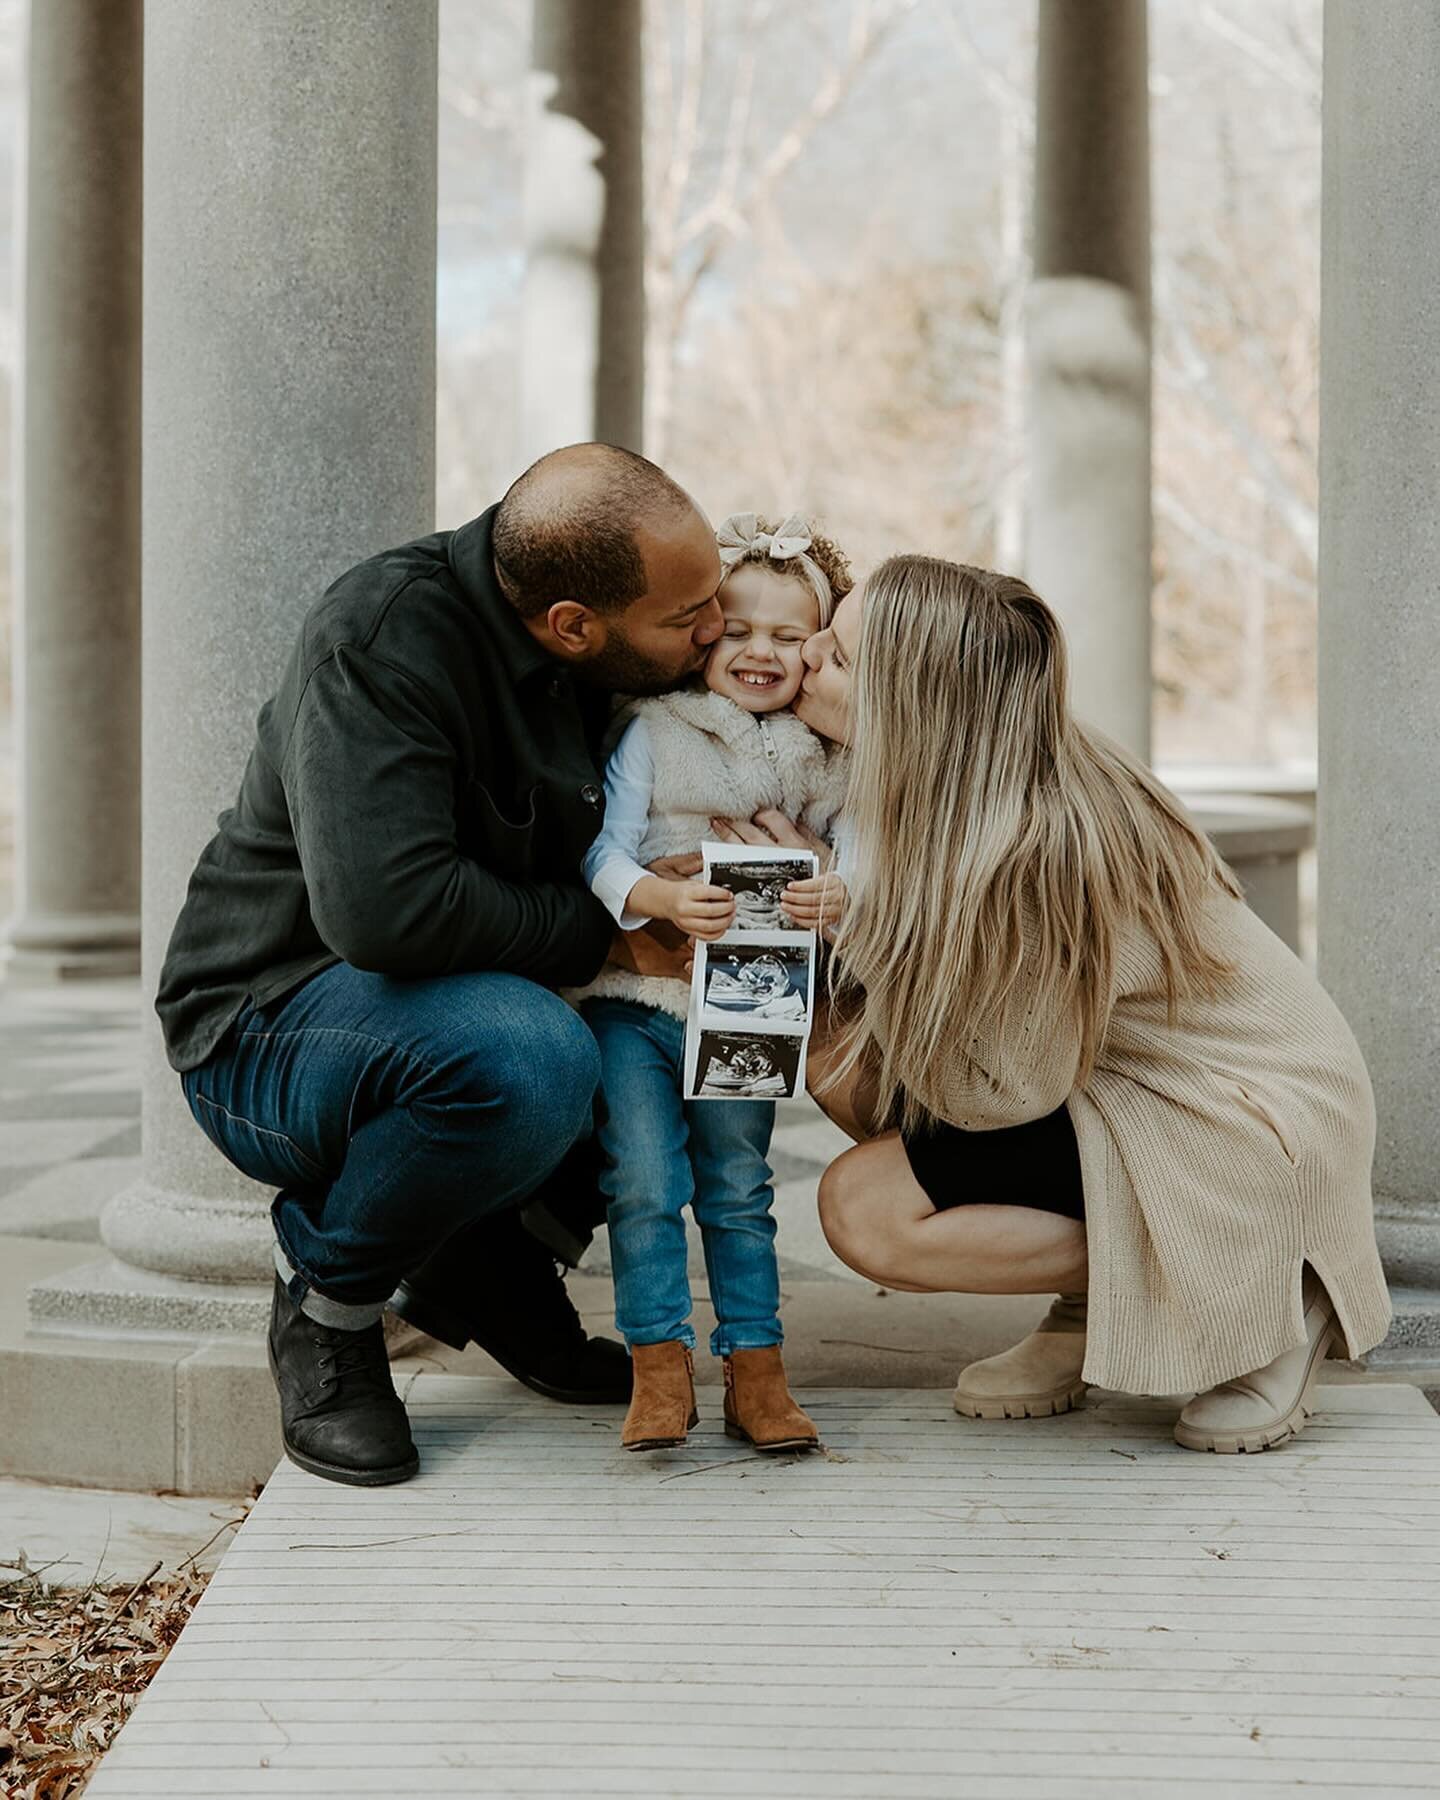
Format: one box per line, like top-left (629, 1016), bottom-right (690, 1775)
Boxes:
top-left (607, 921), bottom-right (693, 981)
top-left (646, 852), bottom-right (703, 880)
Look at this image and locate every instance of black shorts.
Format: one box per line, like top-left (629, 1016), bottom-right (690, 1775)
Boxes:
top-left (900, 1102), bottom-right (1085, 1222)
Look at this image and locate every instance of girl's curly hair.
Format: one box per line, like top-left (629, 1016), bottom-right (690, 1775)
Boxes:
top-left (720, 516), bottom-right (855, 627)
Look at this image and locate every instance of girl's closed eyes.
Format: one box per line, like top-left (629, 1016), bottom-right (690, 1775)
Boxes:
top-left (704, 563), bottom-right (820, 713)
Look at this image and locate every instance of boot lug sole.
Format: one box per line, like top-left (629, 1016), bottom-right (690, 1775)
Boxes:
top-left (954, 1382), bottom-right (1089, 1421)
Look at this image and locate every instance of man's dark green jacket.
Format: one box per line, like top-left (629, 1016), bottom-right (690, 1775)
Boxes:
top-left (156, 506), bottom-right (616, 1073)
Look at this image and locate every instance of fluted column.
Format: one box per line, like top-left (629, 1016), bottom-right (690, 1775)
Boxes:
top-left (1318, 1), bottom-right (1440, 1334)
top-left (4, 0), bottom-right (142, 980)
top-left (98, 0), bottom-right (438, 1285)
top-left (1026, 0), bottom-right (1152, 759)
top-left (522, 0), bottom-right (645, 459)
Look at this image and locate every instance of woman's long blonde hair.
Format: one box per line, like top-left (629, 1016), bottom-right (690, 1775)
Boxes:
top-left (826, 555), bottom-right (1240, 1132)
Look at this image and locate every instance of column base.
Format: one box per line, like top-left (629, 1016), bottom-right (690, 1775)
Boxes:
top-left (100, 1177), bottom-right (275, 1284)
top-left (2, 909), bottom-right (142, 981)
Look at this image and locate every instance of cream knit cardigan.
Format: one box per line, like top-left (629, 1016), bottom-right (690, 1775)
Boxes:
top-left (889, 886), bottom-right (1392, 1396)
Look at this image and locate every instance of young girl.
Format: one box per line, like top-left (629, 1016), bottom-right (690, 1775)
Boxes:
top-left (576, 513), bottom-right (851, 1453)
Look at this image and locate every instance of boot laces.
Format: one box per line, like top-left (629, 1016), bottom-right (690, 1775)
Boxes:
top-left (312, 1324), bottom-right (388, 1393)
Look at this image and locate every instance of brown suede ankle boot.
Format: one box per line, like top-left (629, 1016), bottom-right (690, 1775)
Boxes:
top-left (722, 1346), bottom-right (820, 1453)
top-left (622, 1340), bottom-right (698, 1452)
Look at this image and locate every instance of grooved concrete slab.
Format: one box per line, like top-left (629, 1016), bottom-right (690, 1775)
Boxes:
top-left (85, 1378), bottom-right (1440, 1797)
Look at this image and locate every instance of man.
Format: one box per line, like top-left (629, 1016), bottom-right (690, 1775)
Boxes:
top-left (157, 444), bottom-right (725, 1486)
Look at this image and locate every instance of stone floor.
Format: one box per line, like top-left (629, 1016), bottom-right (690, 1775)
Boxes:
top-left (81, 1377), bottom-right (1440, 1798)
top-left (0, 977), bottom-right (141, 1243)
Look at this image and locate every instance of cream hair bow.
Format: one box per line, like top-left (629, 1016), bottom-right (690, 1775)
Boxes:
top-left (716, 511), bottom-right (813, 567)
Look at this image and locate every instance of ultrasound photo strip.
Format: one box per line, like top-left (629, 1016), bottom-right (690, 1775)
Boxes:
top-left (682, 840), bottom-right (821, 1101)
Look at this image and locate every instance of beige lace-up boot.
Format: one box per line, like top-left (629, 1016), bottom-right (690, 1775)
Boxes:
top-left (953, 1294), bottom-right (1089, 1420)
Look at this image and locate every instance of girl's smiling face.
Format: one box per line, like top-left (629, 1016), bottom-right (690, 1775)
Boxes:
top-left (704, 564), bottom-right (819, 713)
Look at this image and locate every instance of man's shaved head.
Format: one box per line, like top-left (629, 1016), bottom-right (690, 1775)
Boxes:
top-left (493, 443), bottom-right (703, 619)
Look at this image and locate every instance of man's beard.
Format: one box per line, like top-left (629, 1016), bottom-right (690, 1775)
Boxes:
top-left (577, 625), bottom-right (704, 696)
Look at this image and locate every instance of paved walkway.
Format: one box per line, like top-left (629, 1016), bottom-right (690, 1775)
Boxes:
top-left (84, 1377), bottom-right (1440, 1798)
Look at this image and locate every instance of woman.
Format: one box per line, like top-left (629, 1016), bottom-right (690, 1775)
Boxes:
top-left (721, 555), bottom-right (1391, 1453)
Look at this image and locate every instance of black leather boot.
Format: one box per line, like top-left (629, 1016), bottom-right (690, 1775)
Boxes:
top-left (392, 1207), bottom-right (631, 1405)
top-left (267, 1275), bottom-right (419, 1486)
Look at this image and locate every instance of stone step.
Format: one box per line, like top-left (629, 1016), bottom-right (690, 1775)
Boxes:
top-left (84, 1378), bottom-right (1440, 1797)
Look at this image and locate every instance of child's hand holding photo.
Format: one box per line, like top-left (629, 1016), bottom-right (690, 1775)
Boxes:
top-left (627, 874), bottom-right (737, 941)
top-left (781, 870), bottom-right (848, 941)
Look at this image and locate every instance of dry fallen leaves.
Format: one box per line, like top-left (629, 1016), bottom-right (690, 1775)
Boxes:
top-left (0, 1552), bottom-right (211, 1799)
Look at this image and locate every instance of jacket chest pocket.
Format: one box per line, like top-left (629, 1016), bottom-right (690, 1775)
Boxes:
top-left (460, 780), bottom-right (542, 881)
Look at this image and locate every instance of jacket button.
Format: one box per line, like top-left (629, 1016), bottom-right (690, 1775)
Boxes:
top-left (580, 783), bottom-right (603, 808)
top-left (548, 673), bottom-right (565, 698)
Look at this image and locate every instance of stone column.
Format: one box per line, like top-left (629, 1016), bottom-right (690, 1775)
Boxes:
top-left (95, 0), bottom-right (438, 1290)
top-left (1318, 1), bottom-right (1440, 1355)
top-left (522, 0), bottom-right (645, 459)
top-left (3, 0), bottom-right (142, 980)
top-left (1025, 0), bottom-right (1152, 759)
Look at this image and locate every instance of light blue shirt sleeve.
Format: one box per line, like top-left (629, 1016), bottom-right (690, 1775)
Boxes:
top-left (581, 715), bottom-right (657, 929)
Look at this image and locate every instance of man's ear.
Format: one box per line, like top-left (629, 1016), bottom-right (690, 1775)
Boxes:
top-left (545, 600), bottom-right (604, 659)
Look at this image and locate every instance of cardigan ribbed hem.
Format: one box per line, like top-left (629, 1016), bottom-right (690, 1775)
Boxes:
top-left (1082, 1244), bottom-right (1392, 1397)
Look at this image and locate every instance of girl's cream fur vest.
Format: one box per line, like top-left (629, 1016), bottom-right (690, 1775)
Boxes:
top-left (573, 686), bottom-right (848, 1020)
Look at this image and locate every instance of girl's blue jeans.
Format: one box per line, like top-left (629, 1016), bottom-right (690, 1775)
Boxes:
top-left (583, 998), bottom-right (782, 1358)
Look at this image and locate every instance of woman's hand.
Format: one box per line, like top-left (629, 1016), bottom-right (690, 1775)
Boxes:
top-left (782, 871), bottom-right (849, 941)
top-left (709, 809), bottom-right (835, 871)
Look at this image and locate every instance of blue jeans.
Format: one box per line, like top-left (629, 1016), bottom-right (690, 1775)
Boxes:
top-left (181, 963), bottom-right (601, 1327)
top-left (584, 998), bottom-right (781, 1358)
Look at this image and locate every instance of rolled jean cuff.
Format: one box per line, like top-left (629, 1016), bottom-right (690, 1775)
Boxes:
top-left (710, 1323), bottom-right (784, 1357)
top-left (273, 1239), bottom-right (386, 1331)
top-left (624, 1321), bottom-right (697, 1354)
